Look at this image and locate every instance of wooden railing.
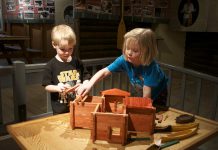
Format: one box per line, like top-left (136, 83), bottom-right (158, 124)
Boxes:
top-left (0, 57), bottom-right (218, 125)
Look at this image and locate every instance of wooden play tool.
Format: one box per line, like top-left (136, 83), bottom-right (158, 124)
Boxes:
top-left (147, 139), bottom-right (180, 150)
top-left (160, 127), bottom-right (199, 142)
top-left (64, 84), bottom-right (80, 94)
top-left (59, 84), bottom-right (85, 104)
top-left (155, 122), bottom-right (199, 132)
top-left (172, 122), bottom-right (199, 131)
top-left (117, 0), bottom-right (126, 49)
top-left (74, 95), bottom-right (88, 104)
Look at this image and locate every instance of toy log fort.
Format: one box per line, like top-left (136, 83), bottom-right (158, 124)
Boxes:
top-left (69, 88), bottom-right (156, 145)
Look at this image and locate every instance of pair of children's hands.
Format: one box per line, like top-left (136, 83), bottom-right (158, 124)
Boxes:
top-left (57, 80), bottom-right (91, 98)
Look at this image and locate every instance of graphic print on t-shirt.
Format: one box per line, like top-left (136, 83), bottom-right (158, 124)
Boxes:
top-left (57, 70), bottom-right (80, 83)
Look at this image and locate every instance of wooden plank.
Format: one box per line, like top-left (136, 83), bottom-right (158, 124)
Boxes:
top-left (128, 113), bottom-right (155, 133)
top-left (7, 113), bottom-right (91, 150)
top-left (80, 51), bottom-right (121, 59)
top-left (80, 32), bottom-right (116, 38)
top-left (79, 44), bottom-right (116, 51)
top-left (70, 102), bottom-right (101, 129)
top-left (185, 32), bottom-right (218, 77)
top-left (80, 38), bottom-right (117, 45)
top-left (78, 19), bottom-right (119, 59)
top-left (103, 95), bottom-right (125, 113)
top-left (80, 19), bottom-right (118, 27)
top-left (84, 95), bottom-right (104, 103)
top-left (80, 26), bottom-right (117, 32)
top-left (92, 112), bottom-right (128, 145)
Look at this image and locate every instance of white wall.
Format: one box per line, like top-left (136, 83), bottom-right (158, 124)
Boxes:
top-left (155, 24), bottom-right (186, 67)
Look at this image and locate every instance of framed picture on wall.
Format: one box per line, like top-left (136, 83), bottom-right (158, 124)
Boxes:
top-left (170, 0), bottom-right (208, 31)
top-left (0, 0), bottom-right (3, 32)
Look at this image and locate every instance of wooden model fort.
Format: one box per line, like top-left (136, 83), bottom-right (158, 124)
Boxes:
top-left (69, 88), bottom-right (156, 145)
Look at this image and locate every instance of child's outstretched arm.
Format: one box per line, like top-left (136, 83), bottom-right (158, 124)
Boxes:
top-left (143, 85), bottom-right (152, 98)
top-left (76, 67), bottom-right (111, 97)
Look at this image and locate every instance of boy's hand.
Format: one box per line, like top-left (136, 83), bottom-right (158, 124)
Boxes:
top-left (57, 83), bottom-right (69, 93)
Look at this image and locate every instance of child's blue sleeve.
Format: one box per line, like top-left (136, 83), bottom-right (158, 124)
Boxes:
top-left (107, 55), bottom-right (124, 72)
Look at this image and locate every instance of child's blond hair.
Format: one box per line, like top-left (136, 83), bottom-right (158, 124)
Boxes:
top-left (51, 24), bottom-right (76, 46)
top-left (123, 28), bottom-right (158, 65)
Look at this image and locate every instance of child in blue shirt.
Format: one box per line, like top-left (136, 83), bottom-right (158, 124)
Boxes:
top-left (76, 28), bottom-right (168, 106)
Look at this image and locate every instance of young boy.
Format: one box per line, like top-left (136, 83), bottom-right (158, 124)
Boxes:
top-left (42, 24), bottom-right (90, 114)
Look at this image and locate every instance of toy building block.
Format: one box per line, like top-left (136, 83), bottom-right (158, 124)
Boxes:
top-left (124, 97), bottom-right (156, 134)
top-left (101, 88), bottom-right (130, 113)
top-left (69, 96), bottom-right (104, 129)
top-left (64, 84), bottom-right (80, 94)
top-left (92, 112), bottom-right (128, 145)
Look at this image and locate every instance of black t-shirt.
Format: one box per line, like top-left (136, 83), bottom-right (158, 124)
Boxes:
top-left (42, 56), bottom-right (90, 114)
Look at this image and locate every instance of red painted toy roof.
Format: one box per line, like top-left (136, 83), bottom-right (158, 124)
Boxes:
top-left (124, 97), bottom-right (153, 108)
top-left (101, 88), bottom-right (130, 97)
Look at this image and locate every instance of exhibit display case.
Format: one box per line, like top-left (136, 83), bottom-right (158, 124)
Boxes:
top-left (4, 0), bottom-right (55, 23)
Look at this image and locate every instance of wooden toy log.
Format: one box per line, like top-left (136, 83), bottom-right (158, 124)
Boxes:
top-left (91, 112), bottom-right (128, 145)
top-left (124, 97), bottom-right (156, 134)
top-left (70, 101), bottom-right (101, 129)
top-left (101, 88), bottom-right (130, 113)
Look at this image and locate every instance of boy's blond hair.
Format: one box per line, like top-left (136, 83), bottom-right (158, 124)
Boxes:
top-left (123, 28), bottom-right (158, 65)
top-left (51, 24), bottom-right (76, 46)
